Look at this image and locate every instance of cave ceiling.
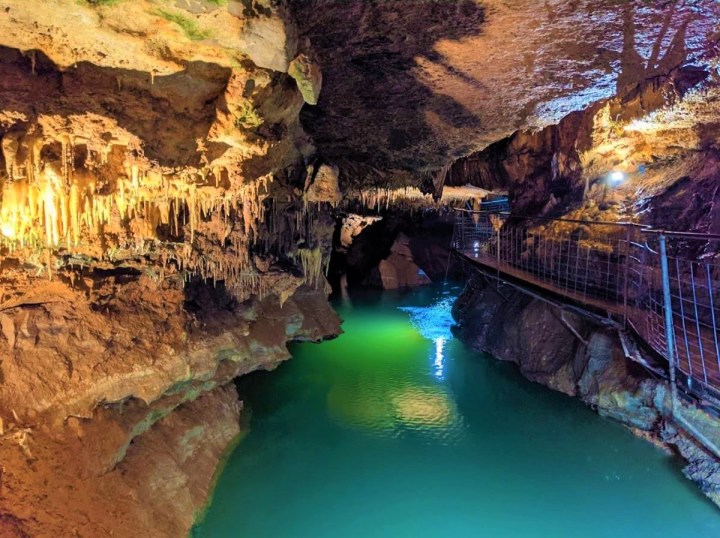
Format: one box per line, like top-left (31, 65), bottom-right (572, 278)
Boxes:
top-left (289, 0), bottom-right (720, 175)
top-left (0, 0), bottom-right (717, 269)
top-left (0, 0), bottom-right (717, 179)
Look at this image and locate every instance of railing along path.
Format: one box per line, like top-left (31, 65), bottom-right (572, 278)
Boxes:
top-left (452, 203), bottom-right (720, 405)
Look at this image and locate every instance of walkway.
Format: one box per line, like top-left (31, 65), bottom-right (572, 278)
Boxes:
top-left (452, 205), bottom-right (720, 405)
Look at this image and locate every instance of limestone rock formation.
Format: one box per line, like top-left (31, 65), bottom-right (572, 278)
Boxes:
top-left (1, 0), bottom-right (720, 534)
top-left (0, 274), bottom-right (341, 537)
top-left (238, 3), bottom-right (299, 72)
top-left (289, 53), bottom-right (323, 105)
top-left (339, 214), bottom-right (383, 250)
top-left (289, 0), bottom-right (719, 181)
top-left (0, 1), bottom-right (339, 536)
top-left (444, 65), bottom-right (720, 224)
top-left (0, 383), bottom-right (244, 538)
top-left (305, 161), bottom-right (341, 205)
top-left (374, 233), bottom-right (431, 290)
top-left (338, 212), bottom-right (450, 290)
top-left (453, 275), bottom-right (720, 505)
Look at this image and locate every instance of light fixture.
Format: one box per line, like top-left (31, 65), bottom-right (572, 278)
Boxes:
top-left (609, 171), bottom-right (626, 185)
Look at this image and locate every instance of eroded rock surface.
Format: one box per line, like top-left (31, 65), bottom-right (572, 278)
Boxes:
top-left (0, 1), bottom-right (342, 536)
top-left (373, 233), bottom-right (431, 290)
top-left (453, 275), bottom-right (720, 506)
top-left (0, 384), bottom-right (243, 538)
top-left (0, 274), bottom-right (341, 537)
top-left (290, 0), bottom-right (719, 179)
top-left (1, 0), bottom-right (720, 534)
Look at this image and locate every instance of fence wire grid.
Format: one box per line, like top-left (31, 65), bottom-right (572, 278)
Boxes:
top-left (453, 207), bottom-right (720, 401)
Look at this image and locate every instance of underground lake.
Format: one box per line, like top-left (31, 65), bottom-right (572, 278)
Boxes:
top-left (191, 284), bottom-right (720, 538)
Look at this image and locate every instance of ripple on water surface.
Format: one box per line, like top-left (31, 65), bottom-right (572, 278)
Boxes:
top-left (193, 284), bottom-right (720, 538)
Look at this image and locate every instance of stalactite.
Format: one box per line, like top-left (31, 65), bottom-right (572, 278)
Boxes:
top-left (0, 134), bottom-right (277, 292)
top-left (296, 247), bottom-right (325, 289)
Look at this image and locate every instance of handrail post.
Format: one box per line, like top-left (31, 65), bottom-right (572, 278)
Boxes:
top-left (659, 233), bottom-right (678, 414)
top-left (496, 226), bottom-right (501, 283)
top-left (622, 226), bottom-right (631, 327)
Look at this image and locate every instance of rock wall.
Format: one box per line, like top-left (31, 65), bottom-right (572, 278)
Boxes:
top-left (0, 1), bottom-right (345, 536)
top-left (331, 210), bottom-right (453, 292)
top-left (1, 0), bottom-right (719, 534)
top-left (0, 275), bottom-right (341, 537)
top-left (444, 65), bottom-right (717, 217)
top-left (289, 0), bottom-right (719, 183)
top-left (453, 273), bottom-right (720, 506)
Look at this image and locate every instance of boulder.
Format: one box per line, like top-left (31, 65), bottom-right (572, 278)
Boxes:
top-left (375, 233), bottom-right (431, 289)
top-left (239, 8), bottom-right (298, 72)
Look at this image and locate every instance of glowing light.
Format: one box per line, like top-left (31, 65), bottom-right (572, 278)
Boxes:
top-left (0, 136), bottom-right (275, 285)
top-left (1, 222), bottom-right (15, 239)
top-left (398, 298), bottom-right (454, 381)
top-left (609, 171), bottom-right (626, 185)
top-left (434, 336), bottom-right (446, 379)
top-left (392, 388), bottom-right (453, 426)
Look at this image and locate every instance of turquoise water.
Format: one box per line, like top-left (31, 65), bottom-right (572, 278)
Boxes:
top-left (193, 284), bottom-right (720, 538)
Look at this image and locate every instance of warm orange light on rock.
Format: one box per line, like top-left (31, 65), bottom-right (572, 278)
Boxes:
top-left (0, 135), bottom-right (282, 291)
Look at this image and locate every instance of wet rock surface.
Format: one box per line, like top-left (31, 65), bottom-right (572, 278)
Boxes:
top-left (453, 273), bottom-right (720, 506)
top-left (372, 233), bottom-right (431, 290)
top-left (0, 3), bottom-right (345, 533)
top-left (0, 384), bottom-right (243, 538)
top-left (290, 0), bottom-right (719, 179)
top-left (0, 275), bottom-right (341, 537)
top-left (332, 211), bottom-right (453, 291)
top-left (1, 0), bottom-right (720, 534)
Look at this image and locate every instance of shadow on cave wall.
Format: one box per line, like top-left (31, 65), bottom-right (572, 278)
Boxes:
top-left (616, 0), bottom-right (695, 95)
top-left (288, 0), bottom-right (486, 172)
top-left (438, 1), bottom-right (707, 214)
top-left (291, 0), bottom-right (711, 185)
top-left (0, 45), bottom-right (232, 168)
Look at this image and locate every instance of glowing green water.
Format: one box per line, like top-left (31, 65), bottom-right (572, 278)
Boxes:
top-left (192, 284), bottom-right (719, 538)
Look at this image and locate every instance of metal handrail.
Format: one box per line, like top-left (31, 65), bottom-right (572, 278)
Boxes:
top-left (642, 229), bottom-right (720, 240)
top-left (452, 207), bottom-right (649, 230)
top-left (453, 207), bottom-right (506, 214)
top-left (452, 205), bottom-right (720, 455)
top-left (452, 207), bottom-right (720, 406)
top-left (451, 206), bottom-right (720, 240)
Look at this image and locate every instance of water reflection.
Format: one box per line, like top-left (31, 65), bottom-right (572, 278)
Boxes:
top-left (399, 291), bottom-right (455, 380)
top-left (194, 284), bottom-right (720, 538)
top-left (433, 336), bottom-right (446, 379)
top-left (325, 289), bottom-right (464, 442)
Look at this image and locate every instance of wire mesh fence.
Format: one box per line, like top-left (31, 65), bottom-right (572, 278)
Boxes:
top-left (453, 207), bottom-right (720, 401)
top-left (628, 237), bottom-right (720, 395)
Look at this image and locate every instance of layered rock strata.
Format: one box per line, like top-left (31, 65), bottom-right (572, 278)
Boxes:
top-left (0, 275), bottom-right (341, 537)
